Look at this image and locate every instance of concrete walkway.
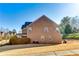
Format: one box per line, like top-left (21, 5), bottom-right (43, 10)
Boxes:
top-left (29, 50), bottom-right (79, 56)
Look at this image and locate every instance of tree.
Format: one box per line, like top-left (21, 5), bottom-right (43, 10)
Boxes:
top-left (58, 16), bottom-right (79, 34)
top-left (64, 24), bottom-right (72, 34)
top-left (12, 29), bottom-right (16, 35)
top-left (8, 31), bottom-right (12, 35)
top-left (70, 16), bottom-right (79, 33)
top-left (59, 16), bottom-right (71, 34)
top-left (61, 16), bottom-right (71, 26)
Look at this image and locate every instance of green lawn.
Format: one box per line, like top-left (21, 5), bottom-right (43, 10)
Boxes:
top-left (63, 33), bottom-right (79, 39)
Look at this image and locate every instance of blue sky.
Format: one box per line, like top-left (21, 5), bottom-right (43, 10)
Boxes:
top-left (0, 3), bottom-right (79, 32)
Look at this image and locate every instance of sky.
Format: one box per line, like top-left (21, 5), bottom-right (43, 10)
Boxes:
top-left (0, 3), bottom-right (79, 32)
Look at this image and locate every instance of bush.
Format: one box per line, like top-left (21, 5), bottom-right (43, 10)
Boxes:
top-left (9, 36), bottom-right (31, 45)
top-left (9, 36), bottom-right (17, 45)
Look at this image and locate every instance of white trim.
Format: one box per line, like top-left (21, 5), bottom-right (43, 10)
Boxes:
top-left (27, 27), bottom-right (32, 34)
top-left (44, 26), bottom-right (49, 33)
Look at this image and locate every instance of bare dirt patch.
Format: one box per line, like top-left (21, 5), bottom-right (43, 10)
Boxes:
top-left (65, 54), bottom-right (79, 56)
top-left (63, 39), bottom-right (79, 44)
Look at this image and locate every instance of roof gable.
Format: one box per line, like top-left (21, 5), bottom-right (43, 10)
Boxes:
top-left (22, 15), bottom-right (58, 29)
top-left (27, 15), bottom-right (58, 27)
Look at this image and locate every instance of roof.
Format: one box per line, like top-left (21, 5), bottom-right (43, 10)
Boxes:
top-left (22, 15), bottom-right (58, 29)
top-left (21, 22), bottom-right (32, 29)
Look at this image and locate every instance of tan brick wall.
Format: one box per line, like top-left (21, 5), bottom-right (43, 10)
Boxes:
top-left (22, 16), bottom-right (62, 44)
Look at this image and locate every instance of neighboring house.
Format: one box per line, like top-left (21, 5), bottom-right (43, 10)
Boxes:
top-left (22, 15), bottom-right (62, 44)
top-left (0, 31), bottom-right (4, 37)
top-left (0, 31), bottom-right (16, 38)
top-left (21, 22), bottom-right (32, 29)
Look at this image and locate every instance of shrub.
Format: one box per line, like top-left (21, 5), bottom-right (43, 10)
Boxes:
top-left (9, 35), bottom-right (17, 45)
top-left (9, 36), bottom-right (31, 45)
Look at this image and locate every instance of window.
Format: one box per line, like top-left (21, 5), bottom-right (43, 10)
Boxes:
top-left (56, 27), bottom-right (60, 32)
top-left (16, 34), bottom-right (22, 38)
top-left (28, 27), bottom-right (32, 33)
top-left (17, 35), bottom-right (22, 38)
top-left (41, 35), bottom-right (45, 40)
top-left (44, 27), bottom-right (48, 32)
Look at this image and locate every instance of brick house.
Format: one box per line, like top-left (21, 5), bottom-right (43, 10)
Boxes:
top-left (22, 15), bottom-right (62, 44)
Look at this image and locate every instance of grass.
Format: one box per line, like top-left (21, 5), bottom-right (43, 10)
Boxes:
top-left (0, 43), bottom-right (79, 55)
top-left (63, 33), bottom-right (79, 39)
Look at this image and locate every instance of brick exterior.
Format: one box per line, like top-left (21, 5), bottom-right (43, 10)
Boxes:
top-left (22, 15), bottom-right (62, 44)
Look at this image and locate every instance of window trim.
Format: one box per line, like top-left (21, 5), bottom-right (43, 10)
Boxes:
top-left (27, 27), bottom-right (32, 34)
top-left (44, 26), bottom-right (49, 33)
top-left (41, 35), bottom-right (45, 40)
top-left (56, 27), bottom-right (60, 33)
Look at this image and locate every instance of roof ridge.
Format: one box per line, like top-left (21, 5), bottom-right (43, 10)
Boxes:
top-left (23, 15), bottom-right (58, 29)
